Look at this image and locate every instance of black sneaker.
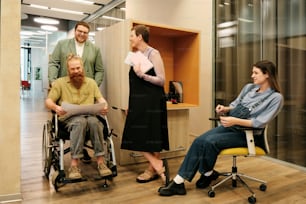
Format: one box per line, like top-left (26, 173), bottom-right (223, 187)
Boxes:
top-left (196, 170), bottom-right (219, 189)
top-left (159, 180), bottom-right (187, 196)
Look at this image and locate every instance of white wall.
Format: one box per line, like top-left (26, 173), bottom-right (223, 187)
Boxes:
top-left (126, 0), bottom-right (214, 135)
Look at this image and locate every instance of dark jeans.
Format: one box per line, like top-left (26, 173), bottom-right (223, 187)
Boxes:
top-left (178, 125), bottom-right (247, 182)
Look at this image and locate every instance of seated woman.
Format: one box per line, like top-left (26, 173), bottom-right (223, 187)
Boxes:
top-left (158, 60), bottom-right (284, 196)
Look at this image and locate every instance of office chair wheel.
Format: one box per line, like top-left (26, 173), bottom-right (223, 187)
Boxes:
top-left (248, 196), bottom-right (256, 203)
top-left (259, 183), bottom-right (267, 191)
top-left (42, 121), bottom-right (53, 178)
top-left (208, 190), bottom-right (215, 197)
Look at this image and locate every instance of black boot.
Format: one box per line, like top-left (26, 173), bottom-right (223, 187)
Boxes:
top-left (158, 180), bottom-right (187, 196)
top-left (196, 170), bottom-right (219, 189)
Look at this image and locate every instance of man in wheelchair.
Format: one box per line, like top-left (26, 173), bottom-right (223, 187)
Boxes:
top-left (45, 53), bottom-right (112, 179)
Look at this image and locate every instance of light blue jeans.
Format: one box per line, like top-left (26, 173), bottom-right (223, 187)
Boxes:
top-left (64, 115), bottom-right (105, 159)
top-left (178, 126), bottom-right (247, 182)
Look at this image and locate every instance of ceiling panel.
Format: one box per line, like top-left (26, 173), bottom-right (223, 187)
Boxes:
top-left (21, 4), bottom-right (87, 21)
top-left (23, 0), bottom-right (103, 14)
top-left (87, 0), bottom-right (113, 4)
top-left (22, 0), bottom-right (123, 22)
top-left (20, 0), bottom-right (125, 48)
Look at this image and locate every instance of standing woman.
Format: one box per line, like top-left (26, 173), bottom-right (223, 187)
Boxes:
top-left (121, 25), bottom-right (170, 185)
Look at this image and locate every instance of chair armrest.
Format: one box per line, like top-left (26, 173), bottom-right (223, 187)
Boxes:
top-left (209, 117), bottom-right (263, 155)
top-left (244, 130), bottom-right (256, 155)
top-left (238, 127), bottom-right (264, 156)
top-left (236, 127), bottom-right (263, 131)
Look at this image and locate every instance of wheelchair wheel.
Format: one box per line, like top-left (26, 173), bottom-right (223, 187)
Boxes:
top-left (104, 139), bottom-right (117, 177)
top-left (42, 120), bottom-right (53, 178)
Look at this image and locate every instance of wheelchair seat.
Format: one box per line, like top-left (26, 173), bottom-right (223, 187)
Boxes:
top-left (42, 113), bottom-right (118, 191)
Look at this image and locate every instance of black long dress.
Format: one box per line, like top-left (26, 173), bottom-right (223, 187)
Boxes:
top-left (121, 67), bottom-right (169, 152)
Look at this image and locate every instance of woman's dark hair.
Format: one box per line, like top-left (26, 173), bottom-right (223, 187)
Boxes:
top-left (253, 60), bottom-right (281, 93)
top-left (75, 21), bottom-right (90, 32)
top-left (132, 24), bottom-right (150, 43)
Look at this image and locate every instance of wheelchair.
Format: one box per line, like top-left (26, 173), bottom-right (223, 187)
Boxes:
top-left (42, 113), bottom-right (117, 191)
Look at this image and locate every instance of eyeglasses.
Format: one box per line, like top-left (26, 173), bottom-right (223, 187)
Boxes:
top-left (76, 29), bottom-right (89, 35)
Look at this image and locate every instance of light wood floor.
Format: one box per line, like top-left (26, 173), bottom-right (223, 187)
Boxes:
top-left (18, 94), bottom-right (306, 204)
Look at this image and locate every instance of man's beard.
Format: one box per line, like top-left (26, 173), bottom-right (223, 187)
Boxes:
top-left (69, 72), bottom-right (85, 89)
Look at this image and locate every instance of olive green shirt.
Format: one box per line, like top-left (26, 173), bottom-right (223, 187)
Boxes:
top-left (48, 76), bottom-right (102, 106)
top-left (48, 38), bottom-right (104, 86)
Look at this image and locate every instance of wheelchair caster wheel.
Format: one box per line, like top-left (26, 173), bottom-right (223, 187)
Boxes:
top-left (248, 196), bottom-right (256, 203)
top-left (259, 183), bottom-right (267, 191)
top-left (102, 183), bottom-right (109, 188)
top-left (52, 171), bottom-right (65, 191)
top-left (208, 190), bottom-right (215, 197)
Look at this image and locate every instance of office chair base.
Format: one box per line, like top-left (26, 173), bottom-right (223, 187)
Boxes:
top-left (208, 172), bottom-right (267, 204)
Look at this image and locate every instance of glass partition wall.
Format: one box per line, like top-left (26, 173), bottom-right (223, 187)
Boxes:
top-left (214, 0), bottom-right (306, 167)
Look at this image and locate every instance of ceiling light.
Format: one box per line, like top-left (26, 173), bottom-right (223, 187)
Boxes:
top-left (20, 31), bottom-right (34, 35)
top-left (64, 0), bottom-right (94, 5)
top-left (218, 21), bottom-right (237, 28)
top-left (96, 27), bottom-right (105, 31)
top-left (41, 25), bottom-right (58, 31)
top-left (52, 8), bottom-right (84, 15)
top-left (30, 4), bottom-right (84, 16)
top-left (238, 18), bottom-right (254, 23)
top-left (34, 17), bottom-right (59, 25)
top-left (102, 15), bottom-right (124, 21)
top-left (20, 36), bottom-right (30, 39)
top-left (37, 30), bottom-right (52, 35)
top-left (30, 4), bottom-right (48, 9)
top-left (25, 39), bottom-right (44, 42)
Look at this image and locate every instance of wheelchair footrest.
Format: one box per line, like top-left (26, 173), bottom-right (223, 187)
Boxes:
top-left (63, 177), bottom-right (88, 184)
top-left (93, 175), bottom-right (113, 181)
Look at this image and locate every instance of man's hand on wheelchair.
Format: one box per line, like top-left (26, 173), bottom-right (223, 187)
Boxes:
top-left (54, 105), bottom-right (67, 116)
top-left (100, 106), bottom-right (108, 115)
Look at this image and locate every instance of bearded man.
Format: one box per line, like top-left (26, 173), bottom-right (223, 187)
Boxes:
top-left (45, 54), bottom-right (112, 179)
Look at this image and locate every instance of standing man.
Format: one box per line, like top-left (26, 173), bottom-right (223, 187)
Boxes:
top-left (48, 21), bottom-right (103, 87)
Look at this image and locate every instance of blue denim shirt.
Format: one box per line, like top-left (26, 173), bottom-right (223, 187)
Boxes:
top-left (229, 83), bottom-right (283, 128)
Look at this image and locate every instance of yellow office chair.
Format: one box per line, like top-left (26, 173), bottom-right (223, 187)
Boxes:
top-left (208, 121), bottom-right (269, 204)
